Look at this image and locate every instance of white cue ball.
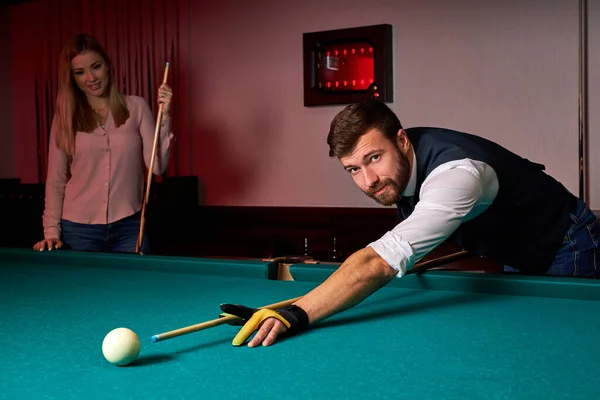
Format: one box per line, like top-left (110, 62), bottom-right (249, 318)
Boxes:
top-left (102, 327), bottom-right (141, 366)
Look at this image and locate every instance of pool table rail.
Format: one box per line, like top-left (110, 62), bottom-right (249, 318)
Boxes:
top-left (0, 247), bottom-right (276, 279)
top-left (287, 262), bottom-right (600, 302)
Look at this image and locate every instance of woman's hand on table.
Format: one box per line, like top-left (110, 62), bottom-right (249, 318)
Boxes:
top-left (33, 238), bottom-right (63, 251)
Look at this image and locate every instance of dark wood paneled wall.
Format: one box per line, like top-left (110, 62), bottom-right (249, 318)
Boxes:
top-left (0, 177), bottom-right (503, 273)
top-left (0, 177), bottom-right (398, 261)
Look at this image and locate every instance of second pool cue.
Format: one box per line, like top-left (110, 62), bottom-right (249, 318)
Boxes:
top-left (136, 62), bottom-right (170, 254)
top-left (405, 250), bottom-right (472, 275)
top-left (151, 295), bottom-right (303, 342)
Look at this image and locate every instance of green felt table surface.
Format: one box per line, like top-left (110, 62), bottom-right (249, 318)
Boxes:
top-left (2, 248), bottom-right (600, 400)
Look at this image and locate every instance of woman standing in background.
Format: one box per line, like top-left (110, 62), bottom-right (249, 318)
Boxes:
top-left (33, 33), bottom-right (174, 253)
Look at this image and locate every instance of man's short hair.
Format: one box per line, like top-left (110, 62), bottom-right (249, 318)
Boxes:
top-left (327, 99), bottom-right (403, 158)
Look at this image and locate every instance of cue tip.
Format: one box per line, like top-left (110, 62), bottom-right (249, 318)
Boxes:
top-left (151, 335), bottom-right (159, 342)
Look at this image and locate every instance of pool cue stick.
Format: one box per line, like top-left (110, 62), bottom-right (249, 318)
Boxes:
top-left (578, 0), bottom-right (588, 201)
top-left (151, 251), bottom-right (471, 342)
top-left (151, 295), bottom-right (303, 342)
top-left (405, 250), bottom-right (472, 275)
top-left (136, 62), bottom-right (170, 254)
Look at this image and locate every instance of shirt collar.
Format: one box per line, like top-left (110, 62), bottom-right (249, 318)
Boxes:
top-left (402, 148), bottom-right (417, 197)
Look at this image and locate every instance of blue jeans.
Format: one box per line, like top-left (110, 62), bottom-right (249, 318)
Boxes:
top-left (61, 212), bottom-right (151, 254)
top-left (504, 198), bottom-right (599, 277)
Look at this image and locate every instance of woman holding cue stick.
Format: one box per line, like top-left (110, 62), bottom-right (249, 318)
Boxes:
top-left (136, 63), bottom-right (170, 254)
top-left (33, 34), bottom-right (174, 254)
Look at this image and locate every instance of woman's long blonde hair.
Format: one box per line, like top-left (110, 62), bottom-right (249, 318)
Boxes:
top-left (54, 34), bottom-right (129, 156)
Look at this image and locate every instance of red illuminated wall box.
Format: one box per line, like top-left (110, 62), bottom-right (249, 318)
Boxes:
top-left (303, 24), bottom-right (393, 107)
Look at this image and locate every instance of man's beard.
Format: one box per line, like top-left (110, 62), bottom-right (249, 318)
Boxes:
top-left (365, 152), bottom-right (410, 206)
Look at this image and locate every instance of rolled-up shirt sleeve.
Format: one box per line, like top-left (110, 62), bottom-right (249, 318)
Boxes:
top-left (368, 159), bottom-right (499, 277)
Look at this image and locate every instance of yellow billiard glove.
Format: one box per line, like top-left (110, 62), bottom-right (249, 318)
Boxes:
top-left (219, 303), bottom-right (309, 346)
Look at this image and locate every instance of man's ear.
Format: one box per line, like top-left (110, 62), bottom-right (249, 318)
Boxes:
top-left (396, 129), bottom-right (410, 151)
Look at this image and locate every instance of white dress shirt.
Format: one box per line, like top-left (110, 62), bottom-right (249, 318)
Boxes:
top-left (368, 149), bottom-right (500, 277)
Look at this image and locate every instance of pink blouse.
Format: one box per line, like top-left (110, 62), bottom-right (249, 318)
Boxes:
top-left (43, 95), bottom-right (173, 240)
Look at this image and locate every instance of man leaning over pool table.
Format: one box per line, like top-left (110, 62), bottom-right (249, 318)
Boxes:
top-left (220, 99), bottom-right (600, 347)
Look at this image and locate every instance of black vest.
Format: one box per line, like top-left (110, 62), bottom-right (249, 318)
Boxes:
top-left (396, 127), bottom-right (576, 273)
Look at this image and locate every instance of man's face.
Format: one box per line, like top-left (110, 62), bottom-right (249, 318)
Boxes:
top-left (340, 129), bottom-right (411, 206)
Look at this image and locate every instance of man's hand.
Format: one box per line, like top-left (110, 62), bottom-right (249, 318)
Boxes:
top-left (219, 303), bottom-right (309, 347)
top-left (245, 318), bottom-right (288, 347)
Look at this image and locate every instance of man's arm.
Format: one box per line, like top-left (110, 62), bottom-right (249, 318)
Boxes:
top-left (247, 246), bottom-right (396, 347)
top-left (245, 161), bottom-right (498, 347)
